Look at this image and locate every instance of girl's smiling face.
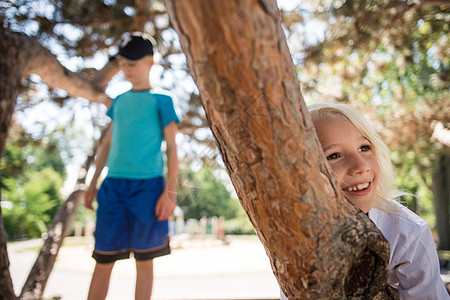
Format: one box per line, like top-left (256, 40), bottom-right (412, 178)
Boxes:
top-left (313, 114), bottom-right (380, 213)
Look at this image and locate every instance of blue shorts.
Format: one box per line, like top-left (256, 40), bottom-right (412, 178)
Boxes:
top-left (94, 177), bottom-right (169, 259)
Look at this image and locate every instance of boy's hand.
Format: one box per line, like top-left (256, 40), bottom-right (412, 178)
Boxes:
top-left (155, 189), bottom-right (176, 221)
top-left (85, 184), bottom-right (97, 210)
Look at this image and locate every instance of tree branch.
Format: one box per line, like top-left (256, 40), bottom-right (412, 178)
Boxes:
top-left (4, 31), bottom-right (111, 105)
top-left (164, 0), bottom-right (390, 298)
top-left (133, 0), bottom-right (151, 31)
top-left (421, 0), bottom-right (450, 8)
top-left (432, 121), bottom-right (450, 147)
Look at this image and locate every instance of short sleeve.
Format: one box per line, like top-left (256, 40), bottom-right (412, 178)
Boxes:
top-left (106, 100), bottom-right (115, 120)
top-left (157, 94), bottom-right (179, 128)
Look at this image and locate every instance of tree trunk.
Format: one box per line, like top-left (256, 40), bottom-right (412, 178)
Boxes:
top-left (18, 190), bottom-right (85, 300)
top-left (432, 153), bottom-right (450, 250)
top-left (0, 28), bottom-right (29, 300)
top-left (165, 0), bottom-right (390, 298)
top-left (0, 216), bottom-right (16, 300)
top-left (0, 30), bottom-right (27, 157)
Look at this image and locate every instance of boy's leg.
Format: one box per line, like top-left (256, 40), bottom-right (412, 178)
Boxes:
top-left (135, 259), bottom-right (154, 300)
top-left (128, 178), bottom-right (170, 300)
top-left (87, 262), bottom-right (115, 300)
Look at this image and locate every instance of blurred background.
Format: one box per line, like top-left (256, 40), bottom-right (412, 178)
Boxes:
top-left (1, 0), bottom-right (449, 298)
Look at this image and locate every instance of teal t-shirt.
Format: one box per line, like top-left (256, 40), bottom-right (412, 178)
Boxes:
top-left (106, 89), bottom-right (179, 179)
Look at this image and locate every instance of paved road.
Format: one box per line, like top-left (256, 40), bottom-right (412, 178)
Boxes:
top-left (9, 236), bottom-right (450, 299)
top-left (9, 235), bottom-right (280, 300)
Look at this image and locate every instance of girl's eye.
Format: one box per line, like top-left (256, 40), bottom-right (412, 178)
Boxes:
top-left (326, 153), bottom-right (341, 160)
top-left (359, 145), bottom-right (372, 152)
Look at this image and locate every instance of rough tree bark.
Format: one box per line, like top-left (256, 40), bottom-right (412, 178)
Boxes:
top-left (0, 28), bottom-right (32, 300)
top-left (165, 0), bottom-right (390, 298)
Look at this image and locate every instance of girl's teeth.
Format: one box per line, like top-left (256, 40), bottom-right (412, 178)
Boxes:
top-left (346, 183), bottom-right (369, 191)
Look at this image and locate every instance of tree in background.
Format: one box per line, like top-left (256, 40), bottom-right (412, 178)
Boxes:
top-left (178, 166), bottom-right (240, 220)
top-left (281, 0), bottom-right (450, 249)
top-left (1, 122), bottom-right (65, 239)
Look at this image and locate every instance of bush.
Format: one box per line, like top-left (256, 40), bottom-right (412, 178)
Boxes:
top-left (223, 217), bottom-right (255, 235)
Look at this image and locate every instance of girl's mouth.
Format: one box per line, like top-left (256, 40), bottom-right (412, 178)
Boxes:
top-left (343, 182), bottom-right (370, 192)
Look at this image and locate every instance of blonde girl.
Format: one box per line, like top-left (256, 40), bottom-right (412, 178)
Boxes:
top-left (307, 103), bottom-right (448, 299)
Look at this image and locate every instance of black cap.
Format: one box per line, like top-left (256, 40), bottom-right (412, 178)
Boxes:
top-left (118, 33), bottom-right (155, 60)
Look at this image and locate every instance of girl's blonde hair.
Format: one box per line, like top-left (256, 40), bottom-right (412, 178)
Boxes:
top-left (308, 102), bottom-right (402, 211)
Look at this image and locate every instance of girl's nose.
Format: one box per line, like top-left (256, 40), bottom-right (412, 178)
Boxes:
top-left (348, 154), bottom-right (370, 176)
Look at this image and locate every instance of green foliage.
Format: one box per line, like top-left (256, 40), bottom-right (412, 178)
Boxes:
top-left (286, 0), bottom-right (449, 223)
top-left (2, 167), bottom-right (64, 239)
top-left (1, 124), bottom-right (66, 240)
top-left (178, 167), bottom-right (242, 220)
top-left (223, 216), bottom-right (255, 235)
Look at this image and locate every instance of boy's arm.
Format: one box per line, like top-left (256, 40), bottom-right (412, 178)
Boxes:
top-left (155, 121), bottom-right (178, 221)
top-left (85, 123), bottom-right (112, 210)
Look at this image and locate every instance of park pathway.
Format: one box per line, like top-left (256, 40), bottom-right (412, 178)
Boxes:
top-left (9, 235), bottom-right (280, 300)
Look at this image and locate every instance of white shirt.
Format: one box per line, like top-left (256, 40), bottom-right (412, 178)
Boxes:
top-left (280, 202), bottom-right (449, 299)
top-left (369, 202), bottom-right (449, 299)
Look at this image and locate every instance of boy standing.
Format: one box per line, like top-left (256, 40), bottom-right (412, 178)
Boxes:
top-left (85, 32), bottom-right (179, 300)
